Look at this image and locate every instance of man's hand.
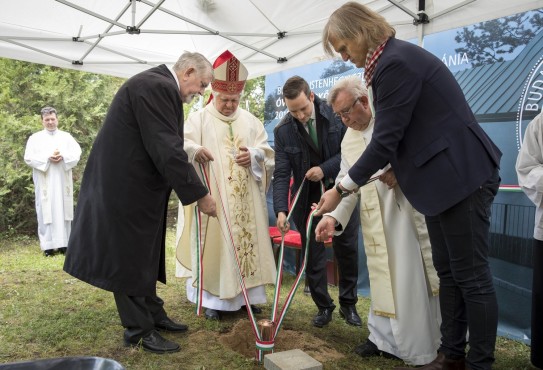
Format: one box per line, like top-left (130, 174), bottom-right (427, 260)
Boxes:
top-left (195, 147), bottom-right (214, 164)
top-left (49, 149), bottom-right (62, 163)
top-left (197, 194), bottom-right (217, 217)
top-left (379, 168), bottom-right (397, 189)
top-left (234, 146), bottom-right (251, 168)
top-left (305, 166), bottom-right (324, 182)
top-left (315, 215), bottom-right (336, 242)
top-left (276, 212), bottom-right (290, 234)
top-left (314, 188), bottom-right (341, 216)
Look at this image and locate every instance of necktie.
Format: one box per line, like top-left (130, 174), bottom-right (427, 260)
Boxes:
top-left (307, 118), bottom-right (318, 146)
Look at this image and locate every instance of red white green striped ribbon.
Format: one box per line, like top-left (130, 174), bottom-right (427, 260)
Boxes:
top-left (193, 206), bottom-right (204, 316)
top-left (195, 163), bottom-right (324, 361)
top-left (194, 164), bottom-right (213, 316)
top-left (256, 179), bottom-right (324, 361)
top-left (197, 164), bottom-right (262, 347)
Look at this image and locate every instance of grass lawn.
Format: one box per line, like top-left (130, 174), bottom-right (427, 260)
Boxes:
top-left (0, 231), bottom-right (535, 370)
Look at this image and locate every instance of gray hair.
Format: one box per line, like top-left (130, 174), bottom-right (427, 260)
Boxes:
top-left (328, 76), bottom-right (368, 106)
top-left (40, 106), bottom-right (57, 118)
top-left (173, 51), bottom-right (213, 77)
top-left (323, 2), bottom-right (395, 57)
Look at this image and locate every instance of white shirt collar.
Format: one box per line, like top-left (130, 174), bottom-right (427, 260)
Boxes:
top-left (168, 65), bottom-right (180, 89)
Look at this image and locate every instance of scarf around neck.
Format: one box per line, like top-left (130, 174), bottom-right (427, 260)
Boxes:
top-left (364, 38), bottom-right (389, 87)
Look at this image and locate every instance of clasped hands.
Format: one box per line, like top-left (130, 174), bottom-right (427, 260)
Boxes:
top-left (49, 149), bottom-right (63, 163)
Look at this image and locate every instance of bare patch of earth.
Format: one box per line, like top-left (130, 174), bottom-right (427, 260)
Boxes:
top-left (213, 320), bottom-right (345, 363)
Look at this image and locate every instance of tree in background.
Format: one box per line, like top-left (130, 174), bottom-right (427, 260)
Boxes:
top-left (241, 76), bottom-right (265, 122)
top-left (0, 58), bottom-right (266, 235)
top-left (320, 60), bottom-right (354, 79)
top-left (0, 58), bottom-right (124, 235)
top-left (455, 9), bottom-right (543, 67)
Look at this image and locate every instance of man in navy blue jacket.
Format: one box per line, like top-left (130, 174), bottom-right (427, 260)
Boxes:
top-left (273, 76), bottom-right (361, 328)
top-left (317, 3), bottom-right (502, 370)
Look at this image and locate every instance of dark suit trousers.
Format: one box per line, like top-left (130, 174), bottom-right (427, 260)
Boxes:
top-left (113, 293), bottom-right (168, 341)
top-left (425, 168), bottom-right (500, 370)
top-left (299, 206), bottom-right (360, 309)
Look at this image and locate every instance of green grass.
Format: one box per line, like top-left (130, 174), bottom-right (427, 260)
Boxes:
top-left (0, 231), bottom-right (535, 370)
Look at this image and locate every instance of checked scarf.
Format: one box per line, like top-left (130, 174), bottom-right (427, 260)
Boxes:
top-left (364, 38), bottom-right (389, 87)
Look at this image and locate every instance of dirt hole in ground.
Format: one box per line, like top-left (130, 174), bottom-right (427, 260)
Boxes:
top-left (218, 320), bottom-right (344, 362)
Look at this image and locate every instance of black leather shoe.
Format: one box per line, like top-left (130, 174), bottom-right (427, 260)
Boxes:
top-left (241, 305), bottom-right (262, 314)
top-left (124, 330), bottom-right (180, 354)
top-left (313, 307), bottom-right (334, 327)
top-left (339, 305), bottom-right (362, 326)
top-left (394, 353), bottom-right (466, 370)
top-left (355, 338), bottom-right (400, 360)
top-left (57, 247), bottom-right (67, 255)
top-left (205, 308), bottom-right (220, 320)
top-left (43, 249), bottom-right (55, 257)
top-left (155, 317), bottom-right (188, 332)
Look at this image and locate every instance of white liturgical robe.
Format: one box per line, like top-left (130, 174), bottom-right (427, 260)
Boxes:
top-left (327, 122), bottom-right (441, 365)
top-left (176, 103), bottom-right (276, 311)
top-left (24, 129), bottom-right (81, 251)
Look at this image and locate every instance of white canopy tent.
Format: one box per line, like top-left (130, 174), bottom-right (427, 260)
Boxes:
top-left (1, 0), bottom-right (541, 79)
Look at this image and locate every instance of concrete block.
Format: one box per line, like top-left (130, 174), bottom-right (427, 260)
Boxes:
top-left (264, 349), bottom-right (323, 370)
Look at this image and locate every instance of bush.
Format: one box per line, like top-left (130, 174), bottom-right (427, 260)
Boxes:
top-left (0, 58), bottom-right (124, 235)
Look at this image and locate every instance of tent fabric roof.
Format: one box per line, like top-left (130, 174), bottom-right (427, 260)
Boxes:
top-left (1, 0), bottom-right (541, 79)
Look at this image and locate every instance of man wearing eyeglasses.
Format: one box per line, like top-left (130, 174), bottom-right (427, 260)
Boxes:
top-left (24, 106), bottom-right (82, 257)
top-left (315, 76), bottom-right (441, 366)
top-left (272, 75), bottom-right (361, 328)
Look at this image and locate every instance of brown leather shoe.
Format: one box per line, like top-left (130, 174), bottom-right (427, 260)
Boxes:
top-left (394, 352), bottom-right (467, 370)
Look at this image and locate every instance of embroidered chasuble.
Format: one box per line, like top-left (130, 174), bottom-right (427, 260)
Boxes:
top-left (176, 103), bottom-right (276, 300)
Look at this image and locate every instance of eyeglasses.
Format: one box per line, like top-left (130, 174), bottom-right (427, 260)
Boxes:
top-left (335, 98), bottom-right (358, 119)
top-left (40, 107), bottom-right (57, 116)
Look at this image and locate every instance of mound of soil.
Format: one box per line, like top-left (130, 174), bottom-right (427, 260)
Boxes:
top-left (218, 320), bottom-right (344, 363)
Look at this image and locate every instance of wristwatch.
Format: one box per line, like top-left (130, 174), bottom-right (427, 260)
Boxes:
top-left (335, 183), bottom-right (354, 198)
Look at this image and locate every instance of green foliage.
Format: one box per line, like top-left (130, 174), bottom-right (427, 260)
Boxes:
top-left (0, 57), bottom-right (125, 235)
top-left (242, 76), bottom-right (265, 122)
top-left (0, 57), bottom-right (267, 235)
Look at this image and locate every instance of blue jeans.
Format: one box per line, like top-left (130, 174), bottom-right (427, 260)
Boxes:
top-left (425, 169), bottom-right (499, 370)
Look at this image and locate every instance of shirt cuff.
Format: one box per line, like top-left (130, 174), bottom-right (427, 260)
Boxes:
top-left (340, 174), bottom-right (358, 191)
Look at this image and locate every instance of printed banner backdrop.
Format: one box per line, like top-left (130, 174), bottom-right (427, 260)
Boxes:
top-left (264, 60), bottom-right (364, 146)
top-left (264, 8), bottom-right (543, 344)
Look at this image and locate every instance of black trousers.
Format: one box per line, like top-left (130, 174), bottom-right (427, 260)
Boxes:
top-left (532, 239), bottom-right (543, 368)
top-left (298, 206), bottom-right (360, 309)
top-left (426, 169), bottom-right (500, 370)
top-left (113, 293), bottom-right (168, 341)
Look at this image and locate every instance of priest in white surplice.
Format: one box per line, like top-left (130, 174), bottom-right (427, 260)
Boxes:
top-left (315, 76), bottom-right (441, 366)
top-left (24, 106), bottom-right (81, 256)
top-left (176, 51), bottom-right (276, 320)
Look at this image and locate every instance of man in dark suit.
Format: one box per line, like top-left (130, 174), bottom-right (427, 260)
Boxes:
top-left (273, 76), bottom-right (361, 329)
top-left (318, 3), bottom-right (502, 370)
top-left (64, 51), bottom-right (217, 354)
